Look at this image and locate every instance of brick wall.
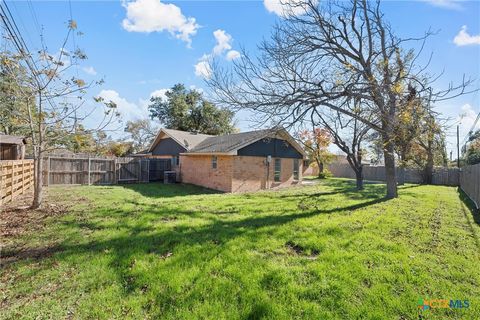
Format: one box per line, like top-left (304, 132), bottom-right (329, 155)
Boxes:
top-left (180, 155), bottom-right (303, 193)
top-left (180, 155), bottom-right (233, 192)
top-left (232, 156), bottom-right (302, 193)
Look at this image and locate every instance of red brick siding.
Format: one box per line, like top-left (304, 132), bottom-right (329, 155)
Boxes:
top-left (232, 156), bottom-right (302, 193)
top-left (180, 155), bottom-right (302, 193)
top-left (180, 155), bottom-right (233, 192)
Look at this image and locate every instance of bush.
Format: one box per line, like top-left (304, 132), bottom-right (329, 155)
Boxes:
top-left (318, 169), bottom-right (333, 179)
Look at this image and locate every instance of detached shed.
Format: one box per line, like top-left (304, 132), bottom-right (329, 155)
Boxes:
top-left (0, 134), bottom-right (27, 160)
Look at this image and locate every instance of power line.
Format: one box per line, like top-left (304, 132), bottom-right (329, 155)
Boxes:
top-left (0, 0), bottom-right (59, 112)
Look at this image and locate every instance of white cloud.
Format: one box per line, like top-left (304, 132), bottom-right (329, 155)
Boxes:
top-left (264, 0), bottom-right (311, 17)
top-left (82, 66), bottom-right (97, 76)
top-left (213, 29), bottom-right (232, 55)
top-left (453, 25), bottom-right (480, 46)
top-left (194, 30), bottom-right (238, 78)
top-left (194, 55), bottom-right (212, 79)
top-left (98, 89), bottom-right (148, 120)
top-left (122, 0), bottom-right (199, 46)
top-left (423, 0), bottom-right (463, 10)
top-left (458, 104), bottom-right (480, 137)
top-left (226, 50), bottom-right (240, 61)
top-left (150, 88), bottom-right (168, 100)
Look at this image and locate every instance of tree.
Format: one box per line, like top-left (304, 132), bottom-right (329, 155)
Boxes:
top-left (298, 127), bottom-right (333, 178)
top-left (465, 130), bottom-right (480, 165)
top-left (415, 115), bottom-right (447, 183)
top-left (0, 52), bottom-right (35, 136)
top-left (207, 0), bottom-right (472, 198)
top-left (316, 106), bottom-right (371, 190)
top-left (124, 119), bottom-right (158, 153)
top-left (149, 84), bottom-right (235, 135)
top-left (1, 11), bottom-right (118, 208)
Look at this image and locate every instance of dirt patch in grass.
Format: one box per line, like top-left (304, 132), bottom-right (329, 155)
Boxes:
top-left (285, 241), bottom-right (319, 259)
top-left (0, 190), bottom-right (81, 267)
top-left (1, 191), bottom-right (70, 239)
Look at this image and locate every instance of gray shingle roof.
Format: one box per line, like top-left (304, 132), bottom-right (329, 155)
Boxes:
top-left (0, 134), bottom-right (26, 145)
top-left (161, 128), bottom-right (213, 150)
top-left (188, 128), bottom-right (278, 153)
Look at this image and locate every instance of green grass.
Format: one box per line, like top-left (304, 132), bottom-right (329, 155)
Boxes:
top-left (1, 179), bottom-right (479, 319)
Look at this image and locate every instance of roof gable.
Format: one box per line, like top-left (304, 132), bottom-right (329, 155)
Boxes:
top-left (148, 128), bottom-right (213, 152)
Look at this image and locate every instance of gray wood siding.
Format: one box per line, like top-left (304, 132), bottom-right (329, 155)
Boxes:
top-left (238, 138), bottom-right (303, 159)
top-left (151, 138), bottom-right (186, 156)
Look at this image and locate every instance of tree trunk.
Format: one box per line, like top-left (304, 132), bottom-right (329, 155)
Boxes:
top-left (383, 136), bottom-right (398, 199)
top-left (355, 167), bottom-right (364, 190)
top-left (32, 152), bottom-right (44, 209)
top-left (424, 151), bottom-right (434, 184)
top-left (316, 159), bottom-right (324, 178)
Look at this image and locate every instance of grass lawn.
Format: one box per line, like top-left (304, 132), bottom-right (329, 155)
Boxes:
top-left (1, 178), bottom-right (479, 319)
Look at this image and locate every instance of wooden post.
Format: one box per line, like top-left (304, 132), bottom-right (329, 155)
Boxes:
top-left (88, 157), bottom-right (91, 185)
top-left (138, 159), bottom-right (141, 183)
top-left (113, 158), bottom-right (117, 184)
top-left (11, 161), bottom-right (14, 200)
top-left (47, 157), bottom-right (51, 186)
top-left (21, 160), bottom-right (25, 194)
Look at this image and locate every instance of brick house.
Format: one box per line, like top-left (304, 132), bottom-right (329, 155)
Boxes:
top-left (146, 128), bottom-right (306, 192)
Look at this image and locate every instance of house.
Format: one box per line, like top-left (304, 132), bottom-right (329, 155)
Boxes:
top-left (0, 134), bottom-right (26, 160)
top-left (146, 128), bottom-right (306, 192)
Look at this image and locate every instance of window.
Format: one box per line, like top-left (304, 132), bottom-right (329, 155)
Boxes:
top-left (274, 158), bottom-right (281, 182)
top-left (212, 156), bottom-right (218, 169)
top-left (293, 159), bottom-right (299, 181)
top-left (171, 156), bottom-right (180, 167)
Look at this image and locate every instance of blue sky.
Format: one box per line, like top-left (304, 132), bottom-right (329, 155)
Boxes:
top-left (5, 0), bottom-right (480, 155)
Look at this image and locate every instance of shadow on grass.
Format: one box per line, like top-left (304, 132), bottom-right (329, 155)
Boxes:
top-left (457, 188), bottom-right (480, 250)
top-left (458, 188), bottom-right (480, 225)
top-left (119, 182), bottom-right (221, 198)
top-left (1, 184), bottom-right (390, 270)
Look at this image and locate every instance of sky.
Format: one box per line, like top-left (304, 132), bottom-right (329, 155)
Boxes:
top-left (3, 0), bottom-right (480, 156)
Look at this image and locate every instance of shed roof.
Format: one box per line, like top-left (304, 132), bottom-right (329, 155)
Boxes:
top-left (0, 134), bottom-right (26, 145)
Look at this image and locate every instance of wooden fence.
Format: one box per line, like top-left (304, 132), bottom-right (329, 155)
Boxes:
top-left (43, 156), bottom-right (168, 186)
top-left (0, 160), bottom-right (34, 205)
top-left (327, 163), bottom-right (460, 186)
top-left (460, 163), bottom-right (480, 209)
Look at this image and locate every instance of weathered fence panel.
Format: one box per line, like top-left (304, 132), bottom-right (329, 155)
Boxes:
top-left (327, 163), bottom-right (459, 186)
top-left (0, 160), bottom-right (34, 205)
top-left (44, 157), bottom-right (116, 185)
top-left (460, 163), bottom-right (480, 209)
top-left (43, 156), bottom-right (168, 185)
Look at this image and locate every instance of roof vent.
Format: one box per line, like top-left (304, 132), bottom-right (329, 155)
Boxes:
top-left (184, 139), bottom-right (189, 148)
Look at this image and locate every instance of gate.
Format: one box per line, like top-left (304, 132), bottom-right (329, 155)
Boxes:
top-left (117, 158), bottom-right (150, 183)
top-left (149, 159), bottom-right (171, 181)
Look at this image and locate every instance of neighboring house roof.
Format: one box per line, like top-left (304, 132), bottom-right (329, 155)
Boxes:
top-left (187, 128), bottom-right (307, 157)
top-left (0, 134), bottom-right (26, 145)
top-left (148, 128), bottom-right (213, 152)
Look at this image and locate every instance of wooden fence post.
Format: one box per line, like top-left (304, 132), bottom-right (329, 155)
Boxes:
top-left (11, 161), bottom-right (14, 200)
top-left (47, 157), bottom-right (51, 186)
top-left (21, 160), bottom-right (25, 194)
top-left (113, 158), bottom-right (117, 184)
top-left (88, 157), bottom-right (91, 185)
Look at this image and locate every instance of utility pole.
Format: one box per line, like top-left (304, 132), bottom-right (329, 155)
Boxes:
top-left (457, 125), bottom-right (460, 168)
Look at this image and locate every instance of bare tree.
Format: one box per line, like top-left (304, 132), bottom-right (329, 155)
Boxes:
top-left (1, 10), bottom-right (118, 208)
top-left (207, 0), bottom-right (473, 198)
top-left (315, 105), bottom-right (370, 190)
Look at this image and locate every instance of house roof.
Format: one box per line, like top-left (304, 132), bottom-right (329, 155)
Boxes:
top-left (148, 128), bottom-right (213, 152)
top-left (188, 128), bottom-right (307, 157)
top-left (0, 134), bottom-right (26, 145)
